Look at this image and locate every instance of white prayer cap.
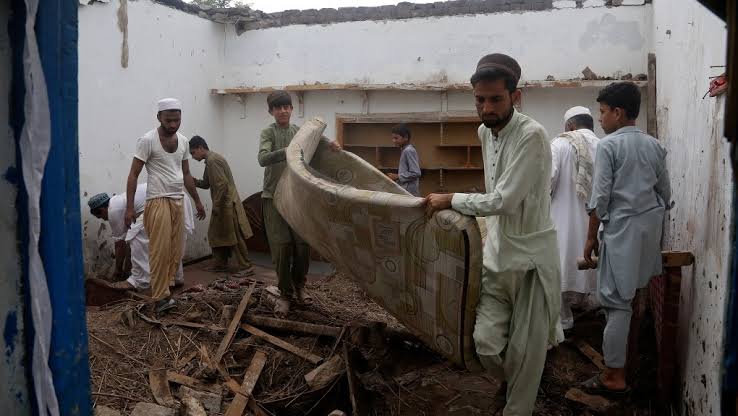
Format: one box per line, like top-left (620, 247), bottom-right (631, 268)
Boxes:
top-left (157, 98), bottom-right (182, 112)
top-left (564, 106), bottom-right (591, 122)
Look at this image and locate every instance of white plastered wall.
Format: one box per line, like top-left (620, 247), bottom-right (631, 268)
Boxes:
top-left (78, 0), bottom-right (225, 275)
top-left (651, 0), bottom-right (729, 414)
top-left (219, 5), bottom-right (651, 199)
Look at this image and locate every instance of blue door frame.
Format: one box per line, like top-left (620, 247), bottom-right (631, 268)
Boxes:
top-left (9, 1), bottom-right (91, 415)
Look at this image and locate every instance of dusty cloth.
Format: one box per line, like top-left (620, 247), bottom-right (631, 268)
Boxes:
top-left (397, 144), bottom-right (421, 196)
top-left (451, 110), bottom-right (560, 415)
top-left (258, 123), bottom-right (300, 199)
top-left (134, 129), bottom-right (190, 200)
top-left (550, 129), bottom-right (599, 295)
top-left (196, 151), bottom-right (253, 248)
top-left (555, 129), bottom-right (596, 203)
top-left (144, 197), bottom-right (184, 300)
top-left (475, 268), bottom-right (550, 416)
top-left (262, 198), bottom-right (309, 297)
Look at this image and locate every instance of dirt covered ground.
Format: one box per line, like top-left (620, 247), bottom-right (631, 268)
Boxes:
top-left (87, 260), bottom-right (660, 415)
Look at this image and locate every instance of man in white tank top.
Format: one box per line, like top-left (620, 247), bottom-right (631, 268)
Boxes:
top-left (124, 98), bottom-right (206, 315)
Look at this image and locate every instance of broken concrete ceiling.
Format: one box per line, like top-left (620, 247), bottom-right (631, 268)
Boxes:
top-left (150, 0), bottom-right (649, 32)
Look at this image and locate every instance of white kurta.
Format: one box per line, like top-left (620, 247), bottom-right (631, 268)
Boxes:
top-left (451, 111), bottom-right (561, 416)
top-left (107, 184), bottom-right (194, 289)
top-left (550, 129), bottom-right (599, 294)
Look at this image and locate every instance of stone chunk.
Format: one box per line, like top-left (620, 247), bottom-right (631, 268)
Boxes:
top-left (178, 386), bottom-right (222, 414)
top-left (130, 402), bottom-right (176, 416)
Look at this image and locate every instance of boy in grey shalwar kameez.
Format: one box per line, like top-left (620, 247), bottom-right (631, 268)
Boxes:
top-left (582, 82), bottom-right (672, 394)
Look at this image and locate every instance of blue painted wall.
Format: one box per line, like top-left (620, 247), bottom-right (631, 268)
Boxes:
top-left (35, 2), bottom-right (91, 415)
top-left (8, 1), bottom-right (90, 415)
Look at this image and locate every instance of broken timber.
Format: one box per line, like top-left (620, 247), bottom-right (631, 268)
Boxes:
top-left (245, 315), bottom-right (342, 337)
top-left (343, 343), bottom-right (360, 416)
top-left (240, 323), bottom-right (323, 364)
top-left (213, 281), bottom-right (256, 367)
top-left (575, 341), bottom-right (607, 371)
top-left (304, 355), bottom-right (345, 389)
top-left (224, 350), bottom-right (267, 416)
top-left (149, 369), bottom-right (175, 407)
top-left (167, 371), bottom-right (223, 395)
top-left (565, 388), bottom-right (614, 413)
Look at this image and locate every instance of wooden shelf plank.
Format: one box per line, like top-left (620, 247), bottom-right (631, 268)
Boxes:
top-left (377, 166), bottom-right (483, 171)
top-left (337, 111), bottom-right (479, 124)
top-left (211, 80), bottom-right (648, 95)
top-left (437, 143), bottom-right (482, 148)
top-left (344, 143), bottom-right (397, 148)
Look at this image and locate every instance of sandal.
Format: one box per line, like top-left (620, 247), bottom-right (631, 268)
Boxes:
top-left (155, 298), bottom-right (177, 315)
top-left (233, 268), bottom-right (255, 278)
top-left (274, 296), bottom-right (290, 318)
top-left (579, 374), bottom-right (630, 396)
top-left (294, 288), bottom-right (313, 305)
top-left (108, 280), bottom-right (135, 291)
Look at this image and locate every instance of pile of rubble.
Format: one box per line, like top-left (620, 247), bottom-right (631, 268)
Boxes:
top-left (88, 272), bottom-right (423, 416)
top-left (89, 267), bottom-right (662, 416)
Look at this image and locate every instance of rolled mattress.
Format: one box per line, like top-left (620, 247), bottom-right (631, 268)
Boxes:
top-left (274, 118), bottom-right (483, 370)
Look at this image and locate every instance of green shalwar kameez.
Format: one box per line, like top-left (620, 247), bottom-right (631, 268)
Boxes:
top-left (258, 123), bottom-right (310, 297)
top-left (451, 111), bottom-right (561, 416)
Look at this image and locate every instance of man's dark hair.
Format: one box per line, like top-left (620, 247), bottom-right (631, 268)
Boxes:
top-left (470, 68), bottom-right (518, 93)
top-left (391, 123), bottom-right (411, 140)
top-left (569, 114), bottom-right (595, 130)
top-left (189, 135), bottom-right (209, 150)
top-left (267, 91), bottom-right (292, 111)
top-left (596, 82), bottom-right (641, 120)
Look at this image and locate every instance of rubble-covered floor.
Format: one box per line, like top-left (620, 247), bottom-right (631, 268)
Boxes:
top-left (87, 258), bottom-right (660, 416)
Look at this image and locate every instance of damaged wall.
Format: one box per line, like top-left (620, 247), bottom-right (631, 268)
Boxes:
top-left (651, 0), bottom-right (729, 414)
top-left (78, 0), bottom-right (226, 276)
top-left (220, 5), bottom-right (651, 86)
top-left (76, 0), bottom-right (652, 274)
top-left (0, 1), bottom-right (30, 413)
top-left (218, 4), bottom-right (650, 198)
top-left (221, 87), bottom-right (647, 200)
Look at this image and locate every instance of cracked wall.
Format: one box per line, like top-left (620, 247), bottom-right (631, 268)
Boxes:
top-left (0, 1), bottom-right (30, 413)
top-left (79, 0), bottom-right (226, 276)
top-left (651, 0), bottom-right (729, 414)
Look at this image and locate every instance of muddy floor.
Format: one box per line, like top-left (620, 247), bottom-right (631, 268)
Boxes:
top-left (87, 258), bottom-right (660, 416)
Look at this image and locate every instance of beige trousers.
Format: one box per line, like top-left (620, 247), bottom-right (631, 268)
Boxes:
top-left (144, 197), bottom-right (184, 300)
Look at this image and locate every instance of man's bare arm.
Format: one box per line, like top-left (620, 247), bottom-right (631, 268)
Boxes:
top-left (125, 158), bottom-right (145, 228)
top-left (183, 160), bottom-right (206, 220)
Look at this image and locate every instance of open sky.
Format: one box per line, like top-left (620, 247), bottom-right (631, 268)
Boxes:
top-left (247, 0), bottom-right (437, 13)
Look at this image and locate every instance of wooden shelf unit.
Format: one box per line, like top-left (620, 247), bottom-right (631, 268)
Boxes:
top-left (336, 112), bottom-right (486, 195)
top-left (210, 80), bottom-right (648, 95)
